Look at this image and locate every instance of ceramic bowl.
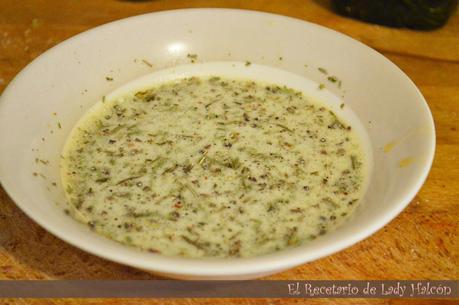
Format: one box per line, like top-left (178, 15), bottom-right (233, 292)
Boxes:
top-left (0, 9), bottom-right (435, 279)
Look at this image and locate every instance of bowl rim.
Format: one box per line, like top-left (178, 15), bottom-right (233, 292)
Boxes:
top-left (0, 8), bottom-right (436, 277)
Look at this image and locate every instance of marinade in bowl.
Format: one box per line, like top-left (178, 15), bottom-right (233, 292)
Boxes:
top-left (62, 75), bottom-right (366, 258)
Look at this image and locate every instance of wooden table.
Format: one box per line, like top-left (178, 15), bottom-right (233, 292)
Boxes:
top-left (0, 1), bottom-right (457, 304)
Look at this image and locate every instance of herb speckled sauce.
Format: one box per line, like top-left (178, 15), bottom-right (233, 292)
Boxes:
top-left (61, 76), bottom-right (366, 258)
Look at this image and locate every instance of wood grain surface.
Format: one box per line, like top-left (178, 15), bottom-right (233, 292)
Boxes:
top-left (0, 0), bottom-right (458, 304)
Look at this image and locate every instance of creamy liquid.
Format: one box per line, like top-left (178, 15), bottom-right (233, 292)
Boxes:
top-left (61, 76), bottom-right (366, 258)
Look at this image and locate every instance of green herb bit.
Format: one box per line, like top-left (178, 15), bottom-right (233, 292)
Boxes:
top-left (167, 210), bottom-right (180, 221)
top-left (351, 155), bottom-right (360, 170)
top-left (209, 76), bottom-right (221, 82)
top-left (162, 164), bottom-right (178, 175)
top-left (198, 155), bottom-right (207, 166)
top-left (241, 177), bottom-right (252, 191)
top-left (135, 91), bottom-right (148, 99)
top-left (274, 123), bottom-right (293, 133)
top-left (95, 177), bottom-right (109, 183)
top-left (256, 233), bottom-right (271, 246)
top-left (267, 200), bottom-right (280, 212)
top-left (319, 228), bottom-right (327, 236)
top-left (130, 211), bottom-right (155, 218)
top-left (318, 67), bottom-right (328, 74)
top-left (105, 76), bottom-right (113, 81)
top-left (104, 125), bottom-right (126, 135)
top-left (250, 218), bottom-right (262, 228)
top-left (227, 157), bottom-right (241, 169)
top-left (285, 227), bottom-right (298, 245)
top-left (328, 117), bottom-right (345, 129)
top-left (322, 197), bottom-right (339, 209)
top-left (95, 119), bottom-right (107, 130)
top-left (65, 184), bottom-right (73, 194)
top-left (151, 157), bottom-right (168, 174)
top-left (181, 235), bottom-right (205, 250)
top-left (242, 147), bottom-right (267, 160)
top-left (182, 160), bottom-right (194, 173)
top-left (184, 183), bottom-right (198, 197)
top-left (156, 140), bottom-right (173, 146)
top-left (116, 175), bottom-right (144, 185)
top-left (205, 100), bottom-right (217, 109)
top-left (348, 199), bottom-right (358, 206)
top-left (318, 83), bottom-right (325, 90)
top-left (142, 59), bottom-right (153, 67)
top-left (197, 147), bottom-right (210, 165)
top-left (127, 129), bottom-right (143, 137)
top-left (187, 53), bottom-right (198, 63)
top-left (245, 61), bottom-right (251, 67)
top-left (327, 76), bottom-right (338, 83)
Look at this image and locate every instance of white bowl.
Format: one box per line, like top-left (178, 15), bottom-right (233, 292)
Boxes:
top-left (0, 9), bottom-right (435, 280)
